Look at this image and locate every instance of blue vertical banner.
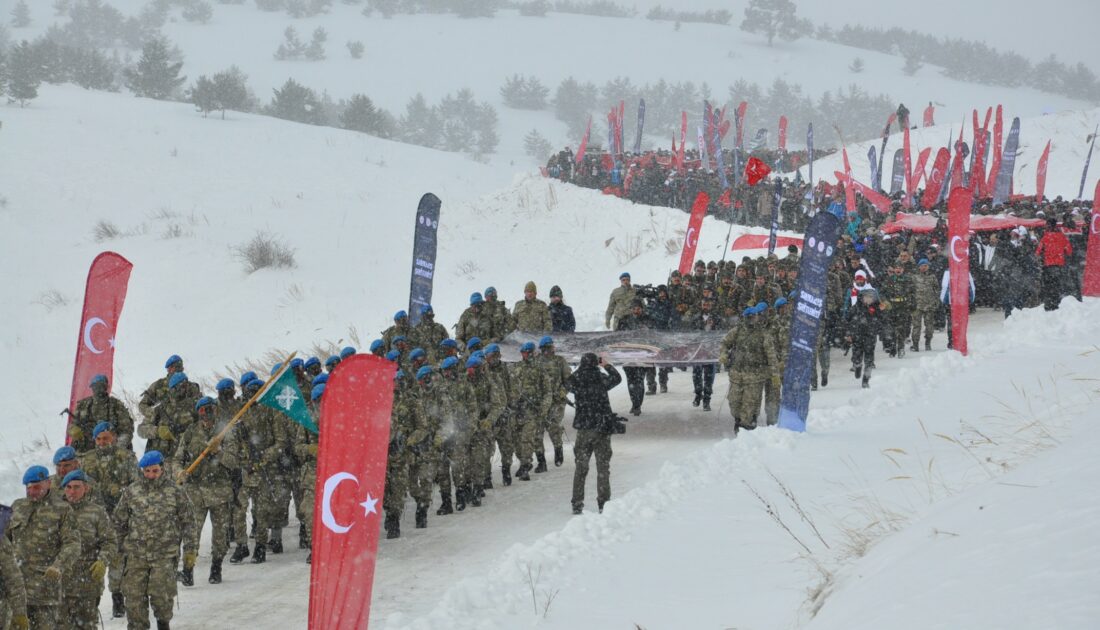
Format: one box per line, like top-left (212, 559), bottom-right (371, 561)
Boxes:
top-left (633, 98), bottom-right (645, 155)
top-left (890, 149), bottom-right (905, 194)
top-left (806, 123), bottom-right (814, 200)
top-left (768, 179), bottom-right (783, 255)
top-left (1078, 124), bottom-right (1098, 200)
top-left (778, 209), bottom-right (843, 433)
top-left (868, 146), bottom-right (879, 192)
top-left (713, 120), bottom-right (729, 190)
top-left (992, 117), bottom-right (1021, 206)
top-left (407, 193), bottom-right (441, 327)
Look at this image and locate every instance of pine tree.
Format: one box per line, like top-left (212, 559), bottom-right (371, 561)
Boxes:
top-left (190, 74), bottom-right (217, 117)
top-left (275, 26), bottom-right (306, 60)
top-left (268, 77), bottom-right (324, 124)
top-left (340, 93), bottom-right (394, 137)
top-left (212, 66), bottom-right (250, 117)
top-left (8, 40), bottom-right (40, 107)
top-left (346, 40), bottom-right (364, 59)
top-left (475, 102), bottom-right (498, 157)
top-left (740, 0), bottom-right (808, 47)
top-left (399, 93), bottom-right (441, 148)
top-left (553, 76), bottom-right (597, 136)
top-left (70, 47), bottom-right (116, 90)
top-left (902, 54), bottom-right (923, 76)
top-left (305, 27), bottom-right (326, 61)
top-left (124, 38), bottom-right (185, 99)
top-left (849, 57), bottom-right (864, 73)
top-left (181, 0), bottom-right (213, 24)
top-left (11, 1), bottom-right (31, 28)
top-left (524, 129), bottom-right (552, 161)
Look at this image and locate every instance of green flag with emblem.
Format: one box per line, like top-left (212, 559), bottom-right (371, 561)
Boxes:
top-left (257, 367), bottom-right (318, 434)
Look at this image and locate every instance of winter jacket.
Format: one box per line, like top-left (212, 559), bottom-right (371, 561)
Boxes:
top-left (567, 364), bottom-right (622, 431)
top-left (549, 301), bottom-right (576, 332)
top-left (1035, 230), bottom-right (1072, 267)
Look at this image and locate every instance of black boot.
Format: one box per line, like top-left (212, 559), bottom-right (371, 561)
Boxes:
top-left (112, 592), bottom-right (126, 619)
top-left (469, 484), bottom-right (482, 507)
top-left (299, 523), bottom-right (307, 549)
top-left (157, 620), bottom-right (170, 630)
top-left (821, 372), bottom-right (828, 387)
top-left (660, 383), bottom-right (668, 393)
top-left (534, 453), bottom-right (548, 473)
top-left (862, 374), bottom-right (871, 389)
top-left (647, 385), bottom-right (657, 395)
top-left (436, 495), bottom-right (453, 515)
top-left (270, 537), bottom-right (283, 554)
top-left (250, 544), bottom-right (266, 564)
top-left (229, 544), bottom-right (249, 564)
top-left (501, 465), bottom-right (512, 486)
top-left (179, 567), bottom-right (194, 587)
top-left (306, 553), bottom-right (311, 564)
top-left (854, 365), bottom-right (862, 379)
top-left (476, 483), bottom-right (486, 498)
top-left (384, 513), bottom-right (400, 539)
top-left (455, 487), bottom-right (467, 512)
top-left (702, 398), bottom-right (711, 411)
top-left (911, 342), bottom-right (920, 352)
top-left (208, 560), bottom-right (222, 585)
top-left (925, 339), bottom-right (932, 351)
top-left (415, 506), bottom-right (428, 529)
top-left (483, 475), bottom-right (493, 490)
top-left (516, 463), bottom-right (531, 481)
top-left (572, 503), bottom-right (583, 515)
top-left (554, 446), bottom-right (564, 467)
top-left (692, 394), bottom-right (702, 407)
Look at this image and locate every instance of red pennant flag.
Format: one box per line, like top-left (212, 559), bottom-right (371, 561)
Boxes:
top-left (735, 101), bottom-right (748, 148)
top-left (840, 148), bottom-right (857, 212)
top-left (947, 188), bottom-right (972, 356)
top-left (717, 188), bottom-right (731, 207)
top-left (308, 355), bottom-right (395, 630)
top-left (1035, 140), bottom-right (1051, 201)
top-left (920, 147), bottom-right (952, 208)
top-left (986, 105), bottom-right (1004, 193)
top-left (834, 171), bottom-right (892, 213)
top-left (731, 233), bottom-right (804, 252)
top-left (911, 147), bottom-right (933, 188)
top-left (678, 192), bottom-right (710, 276)
top-left (574, 116), bottom-right (592, 166)
top-left (678, 111), bottom-right (687, 173)
top-left (778, 115), bottom-right (788, 151)
top-left (902, 124), bottom-right (914, 207)
top-left (1084, 181), bottom-right (1100, 297)
top-left (923, 103), bottom-right (935, 127)
top-left (65, 252), bottom-right (133, 444)
top-left (745, 156), bottom-right (771, 186)
top-left (971, 123), bottom-right (990, 198)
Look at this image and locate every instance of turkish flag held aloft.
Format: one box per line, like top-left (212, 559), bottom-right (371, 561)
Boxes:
top-left (745, 156), bottom-right (771, 186)
top-left (678, 192), bottom-right (709, 276)
top-left (309, 355), bottom-right (395, 630)
top-left (65, 252), bottom-right (133, 444)
top-left (1083, 181), bottom-right (1100, 297)
top-left (947, 187), bottom-right (972, 356)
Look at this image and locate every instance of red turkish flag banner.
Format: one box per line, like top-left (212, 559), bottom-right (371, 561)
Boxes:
top-left (574, 116), bottom-right (592, 166)
top-left (840, 148), bottom-right (857, 213)
top-left (745, 156), bottom-right (771, 186)
top-left (1084, 181), bottom-right (1100, 297)
top-left (731, 233), bottom-right (803, 252)
top-left (309, 355), bottom-right (395, 630)
top-left (778, 115), bottom-right (788, 151)
top-left (678, 111), bottom-right (687, 173)
top-left (1035, 140), bottom-right (1051, 201)
top-left (833, 171), bottom-right (892, 213)
top-left (920, 148), bottom-right (952, 208)
top-left (947, 187), bottom-right (972, 356)
top-left (902, 124), bottom-right (914, 207)
top-left (923, 103), bottom-right (935, 127)
top-left (678, 192), bottom-right (710, 276)
top-left (912, 147), bottom-right (932, 188)
top-left (65, 252), bottom-right (133, 443)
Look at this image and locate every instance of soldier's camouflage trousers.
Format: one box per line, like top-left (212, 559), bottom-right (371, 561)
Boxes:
top-left (514, 411), bottom-right (539, 466)
top-left (434, 433), bottom-right (470, 498)
top-left (468, 428), bottom-right (493, 486)
top-left (493, 415), bottom-right (516, 472)
top-left (727, 371), bottom-right (766, 429)
top-left (184, 485), bottom-right (232, 561)
top-left (121, 558), bottom-right (177, 630)
top-left (299, 466), bottom-right (315, 550)
top-left (231, 484), bottom-right (250, 547)
top-left (534, 403), bottom-right (566, 455)
top-left (765, 362), bottom-right (785, 426)
top-left (571, 429), bottom-right (612, 510)
top-left (61, 594), bottom-right (99, 629)
top-left (244, 470), bottom-right (290, 547)
top-left (406, 448), bottom-right (435, 508)
top-left (288, 463), bottom-right (305, 534)
top-left (384, 449), bottom-right (408, 515)
top-left (912, 309), bottom-right (936, 345)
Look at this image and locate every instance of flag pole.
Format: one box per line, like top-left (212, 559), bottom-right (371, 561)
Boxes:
top-left (177, 351), bottom-right (298, 482)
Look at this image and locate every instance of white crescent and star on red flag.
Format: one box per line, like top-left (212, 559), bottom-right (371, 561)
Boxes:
top-left (82, 316), bottom-right (116, 354)
top-left (950, 235), bottom-right (967, 263)
top-left (321, 472), bottom-right (379, 535)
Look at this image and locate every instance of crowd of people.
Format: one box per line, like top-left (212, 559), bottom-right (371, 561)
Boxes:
top-left (1, 200), bottom-right (1092, 629)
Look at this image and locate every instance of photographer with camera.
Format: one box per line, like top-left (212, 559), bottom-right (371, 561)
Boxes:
top-left (567, 353), bottom-right (623, 515)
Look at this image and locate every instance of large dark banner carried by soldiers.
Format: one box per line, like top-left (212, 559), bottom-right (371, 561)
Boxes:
top-left (778, 209), bottom-right (843, 433)
top-left (407, 193), bottom-right (441, 327)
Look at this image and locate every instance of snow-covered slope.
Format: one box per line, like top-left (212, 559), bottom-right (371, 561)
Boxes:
top-left (810, 107), bottom-right (1100, 201)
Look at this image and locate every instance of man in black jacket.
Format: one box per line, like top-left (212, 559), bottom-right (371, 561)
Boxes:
top-left (567, 353), bottom-right (622, 515)
top-left (548, 285), bottom-right (576, 332)
top-left (646, 286), bottom-right (679, 393)
top-left (616, 300), bottom-right (651, 415)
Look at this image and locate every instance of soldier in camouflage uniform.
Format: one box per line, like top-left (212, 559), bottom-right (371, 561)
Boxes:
top-left (138, 355), bottom-right (200, 422)
top-left (381, 310), bottom-right (413, 351)
top-left (6, 466), bottom-right (81, 630)
top-left (878, 261), bottom-right (916, 357)
top-left (409, 367), bottom-right (442, 521)
top-left (234, 379), bottom-right (290, 564)
top-left (60, 470), bottom-right (115, 630)
top-left (291, 384), bottom-right (323, 563)
top-left (456, 293), bottom-right (495, 349)
top-left (0, 534), bottom-right (29, 630)
top-left (513, 282), bottom-right (552, 334)
top-left (605, 272), bottom-right (638, 330)
top-left (48, 447), bottom-right (92, 500)
top-left (114, 451), bottom-right (195, 630)
top-left (512, 342), bottom-right (551, 481)
top-left (78, 422), bottom-right (137, 618)
top-left (412, 305), bottom-right (450, 364)
top-left (136, 372), bottom-right (198, 466)
top-left (720, 304), bottom-right (779, 432)
top-left (436, 357), bottom-right (479, 511)
top-left (764, 298), bottom-right (793, 426)
top-left (467, 353), bottom-right (506, 495)
top-left (68, 374), bottom-right (135, 452)
top-left (483, 287), bottom-right (515, 341)
top-left (384, 371), bottom-right (413, 539)
top-left (536, 337), bottom-right (571, 469)
top-left (173, 397), bottom-right (237, 586)
top-left (484, 344), bottom-right (516, 486)
top-left (212, 380), bottom-right (251, 563)
top-left (911, 258), bottom-right (939, 351)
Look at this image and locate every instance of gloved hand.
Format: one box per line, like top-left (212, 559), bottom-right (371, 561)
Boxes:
top-left (10, 615), bottom-right (29, 630)
top-left (183, 552), bottom-right (197, 570)
top-left (90, 559), bottom-right (107, 582)
top-left (44, 566), bottom-right (62, 582)
top-left (771, 375), bottom-right (782, 389)
top-left (478, 419), bottom-right (492, 432)
top-left (157, 425), bottom-right (175, 441)
top-left (307, 444), bottom-right (318, 456)
top-left (68, 424), bottom-right (84, 440)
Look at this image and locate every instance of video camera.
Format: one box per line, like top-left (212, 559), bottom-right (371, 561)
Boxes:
top-left (633, 284), bottom-right (660, 301)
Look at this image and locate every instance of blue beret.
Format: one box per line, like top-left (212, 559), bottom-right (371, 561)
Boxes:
top-left (139, 451), bottom-right (164, 468)
top-left (538, 335), bottom-right (554, 348)
top-left (774, 297), bottom-right (788, 308)
top-left (420, 304), bottom-right (433, 315)
top-left (465, 355), bottom-right (483, 369)
top-left (310, 384), bottom-right (325, 402)
top-left (168, 372), bottom-right (188, 389)
top-left (440, 339), bottom-right (458, 349)
top-left (93, 421), bottom-right (113, 438)
top-left (918, 258), bottom-right (930, 266)
top-left (395, 370), bottom-right (405, 380)
top-left (416, 366), bottom-right (433, 380)
top-left (311, 373), bottom-right (329, 386)
top-left (290, 358), bottom-right (304, 369)
top-left (469, 292), bottom-right (484, 305)
top-left (164, 354), bottom-right (182, 369)
top-left (385, 350), bottom-right (400, 362)
top-left (23, 465), bottom-right (49, 485)
top-left (304, 357), bottom-right (321, 369)
top-left (484, 343), bottom-right (500, 355)
top-left (61, 470), bottom-right (88, 488)
top-left (369, 340), bottom-right (384, 353)
top-left (484, 286), bottom-right (497, 296)
top-left (269, 362), bottom-right (283, 376)
top-left (239, 371), bottom-right (258, 387)
top-left (742, 306), bottom-right (755, 317)
top-left (756, 301), bottom-right (769, 311)
top-left (195, 396), bottom-right (215, 412)
top-left (409, 348), bottom-right (426, 360)
top-left (245, 379), bottom-right (265, 390)
top-left (441, 356), bottom-right (459, 370)
top-left (340, 346), bottom-right (357, 359)
top-left (619, 272), bottom-right (630, 279)
top-left (520, 341), bottom-right (536, 353)
top-left (325, 355), bottom-right (341, 367)
top-left (392, 335), bottom-right (408, 345)
top-left (216, 378), bottom-right (235, 392)
top-left (89, 374), bottom-right (108, 387)
top-left (53, 446), bottom-right (77, 465)
top-left (466, 336), bottom-right (481, 349)
top-left (394, 310), bottom-right (408, 321)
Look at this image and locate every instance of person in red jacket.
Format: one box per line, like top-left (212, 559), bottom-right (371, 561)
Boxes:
top-left (1035, 218), bottom-right (1073, 311)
